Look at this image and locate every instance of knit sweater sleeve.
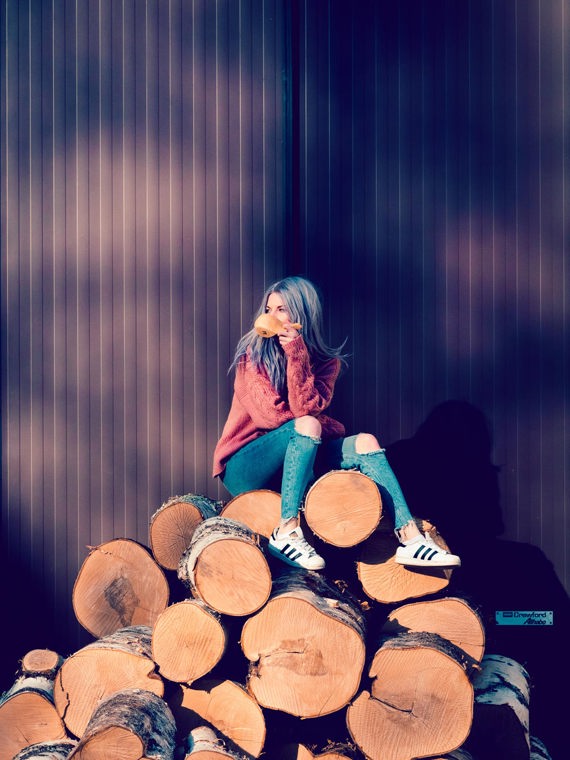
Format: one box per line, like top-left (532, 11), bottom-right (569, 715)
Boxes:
top-left (283, 336), bottom-right (340, 417)
top-left (234, 356), bottom-right (295, 429)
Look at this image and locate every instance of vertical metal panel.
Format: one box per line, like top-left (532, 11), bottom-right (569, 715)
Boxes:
top-left (295, 0), bottom-right (569, 592)
top-left (1, 0), bottom-right (286, 655)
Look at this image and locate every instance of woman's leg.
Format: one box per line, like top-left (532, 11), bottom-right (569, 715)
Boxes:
top-left (222, 419), bottom-right (298, 496)
top-left (223, 416), bottom-right (325, 570)
top-left (325, 433), bottom-right (460, 567)
top-left (268, 415), bottom-right (325, 570)
top-left (329, 433), bottom-right (417, 535)
top-left (280, 415), bottom-right (321, 524)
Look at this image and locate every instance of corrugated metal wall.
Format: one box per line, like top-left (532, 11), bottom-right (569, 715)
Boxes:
top-left (294, 0), bottom-right (568, 588)
top-left (1, 0), bottom-right (568, 671)
top-left (1, 0), bottom-right (287, 656)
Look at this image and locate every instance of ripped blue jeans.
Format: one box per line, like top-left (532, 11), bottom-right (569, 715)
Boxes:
top-left (221, 422), bottom-right (414, 529)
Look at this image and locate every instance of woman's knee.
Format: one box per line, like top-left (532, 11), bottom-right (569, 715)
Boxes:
top-left (355, 432), bottom-right (381, 454)
top-left (294, 415), bottom-right (322, 439)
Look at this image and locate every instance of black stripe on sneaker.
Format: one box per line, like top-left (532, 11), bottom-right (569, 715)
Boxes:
top-left (414, 544), bottom-right (439, 561)
top-left (282, 544), bottom-right (302, 561)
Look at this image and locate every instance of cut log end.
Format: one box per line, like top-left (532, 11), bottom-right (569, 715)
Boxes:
top-left (304, 470), bottom-right (382, 547)
top-left (241, 577), bottom-right (366, 718)
top-left (72, 539), bottom-right (169, 638)
top-left (152, 600), bottom-right (227, 683)
top-left (220, 490), bottom-right (282, 538)
top-left (357, 524), bottom-right (453, 603)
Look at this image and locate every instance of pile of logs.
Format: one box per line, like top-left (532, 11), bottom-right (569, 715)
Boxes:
top-left (0, 470), bottom-right (552, 759)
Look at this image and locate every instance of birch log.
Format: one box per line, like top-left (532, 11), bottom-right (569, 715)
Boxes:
top-left (304, 470), bottom-right (382, 547)
top-left (465, 654), bottom-right (531, 760)
top-left (0, 649), bottom-right (67, 760)
top-left (178, 516), bottom-right (272, 616)
top-left (241, 571), bottom-right (367, 718)
top-left (12, 742), bottom-right (78, 760)
top-left (67, 688), bottom-right (176, 760)
top-left (183, 726), bottom-right (250, 758)
top-left (150, 493), bottom-right (223, 570)
top-left (152, 599), bottom-right (227, 683)
top-left (357, 521), bottom-right (453, 603)
top-left (346, 632), bottom-right (476, 760)
top-left (275, 745), bottom-right (354, 759)
top-left (72, 538), bottom-right (170, 638)
top-left (53, 625), bottom-right (163, 739)
top-left (530, 736), bottom-right (552, 760)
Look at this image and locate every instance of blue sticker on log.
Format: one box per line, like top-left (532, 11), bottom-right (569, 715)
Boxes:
top-left (495, 610), bottom-right (553, 626)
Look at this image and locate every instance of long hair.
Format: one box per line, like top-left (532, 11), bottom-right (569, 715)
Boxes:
top-left (230, 276), bottom-right (348, 393)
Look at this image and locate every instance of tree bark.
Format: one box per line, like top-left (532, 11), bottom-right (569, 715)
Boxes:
top-left (346, 632), bottom-right (476, 760)
top-left (304, 470), bottom-right (382, 547)
top-left (381, 596), bottom-right (485, 662)
top-left (68, 688), bottom-right (176, 760)
top-left (152, 599), bottom-right (227, 684)
top-left (183, 726), bottom-right (250, 758)
top-left (357, 522), bottom-right (453, 603)
top-left (53, 625), bottom-right (164, 739)
top-left (171, 679), bottom-right (266, 758)
top-left (464, 654), bottom-right (531, 760)
top-left (220, 490), bottom-right (282, 538)
top-left (72, 538), bottom-right (170, 638)
top-left (12, 742), bottom-right (78, 760)
top-left (241, 571), bottom-right (367, 718)
top-left (530, 735), bottom-right (552, 760)
top-left (150, 494), bottom-right (223, 570)
top-left (178, 516), bottom-right (272, 616)
top-left (0, 650), bottom-right (67, 760)
top-left (275, 745), bottom-right (354, 759)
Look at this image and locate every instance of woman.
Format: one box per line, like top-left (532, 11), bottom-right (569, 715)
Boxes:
top-left (212, 276), bottom-right (461, 571)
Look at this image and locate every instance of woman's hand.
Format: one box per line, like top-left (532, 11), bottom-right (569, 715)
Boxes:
top-left (277, 322), bottom-right (300, 347)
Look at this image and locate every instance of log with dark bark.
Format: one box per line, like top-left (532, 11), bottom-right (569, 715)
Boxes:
top-left (178, 516), bottom-right (272, 616)
top-left (68, 688), bottom-right (176, 759)
top-left (152, 599), bottom-right (228, 683)
top-left (346, 631), bottom-right (476, 760)
top-left (275, 745), bottom-right (355, 759)
top-left (0, 649), bottom-right (67, 760)
top-left (464, 654), bottom-right (531, 760)
top-left (304, 470), bottom-right (382, 547)
top-left (72, 538), bottom-right (170, 638)
top-left (530, 735), bottom-right (552, 760)
top-left (220, 490), bottom-right (282, 538)
top-left (357, 521), bottom-right (454, 603)
top-left (183, 725), bottom-right (250, 758)
top-left (381, 596), bottom-right (485, 662)
top-left (240, 571), bottom-right (367, 718)
top-left (150, 494), bottom-right (223, 570)
top-left (12, 742), bottom-right (78, 760)
top-left (426, 751), bottom-right (475, 760)
top-left (53, 625), bottom-right (164, 739)
top-left (171, 678), bottom-right (266, 758)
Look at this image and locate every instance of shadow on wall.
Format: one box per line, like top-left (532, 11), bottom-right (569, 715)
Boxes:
top-left (386, 399), bottom-right (570, 760)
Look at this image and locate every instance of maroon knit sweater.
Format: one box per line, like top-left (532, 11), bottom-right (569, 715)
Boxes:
top-left (212, 335), bottom-right (345, 478)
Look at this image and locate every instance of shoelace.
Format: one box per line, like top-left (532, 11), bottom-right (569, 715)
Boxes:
top-left (422, 533), bottom-right (448, 554)
top-left (289, 531), bottom-right (317, 556)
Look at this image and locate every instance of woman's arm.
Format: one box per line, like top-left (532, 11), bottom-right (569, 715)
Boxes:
top-left (284, 337), bottom-right (340, 417)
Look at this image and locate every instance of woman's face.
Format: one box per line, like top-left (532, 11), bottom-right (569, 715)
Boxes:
top-left (265, 292), bottom-right (291, 325)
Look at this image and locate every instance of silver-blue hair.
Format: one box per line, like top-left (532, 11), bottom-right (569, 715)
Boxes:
top-left (230, 276), bottom-right (348, 393)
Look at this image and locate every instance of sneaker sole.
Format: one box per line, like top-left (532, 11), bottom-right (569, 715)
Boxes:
top-left (267, 543), bottom-right (325, 570)
top-left (395, 556), bottom-right (461, 568)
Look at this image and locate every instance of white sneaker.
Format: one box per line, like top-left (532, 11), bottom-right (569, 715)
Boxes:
top-left (395, 533), bottom-right (461, 568)
top-left (268, 525), bottom-right (326, 570)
